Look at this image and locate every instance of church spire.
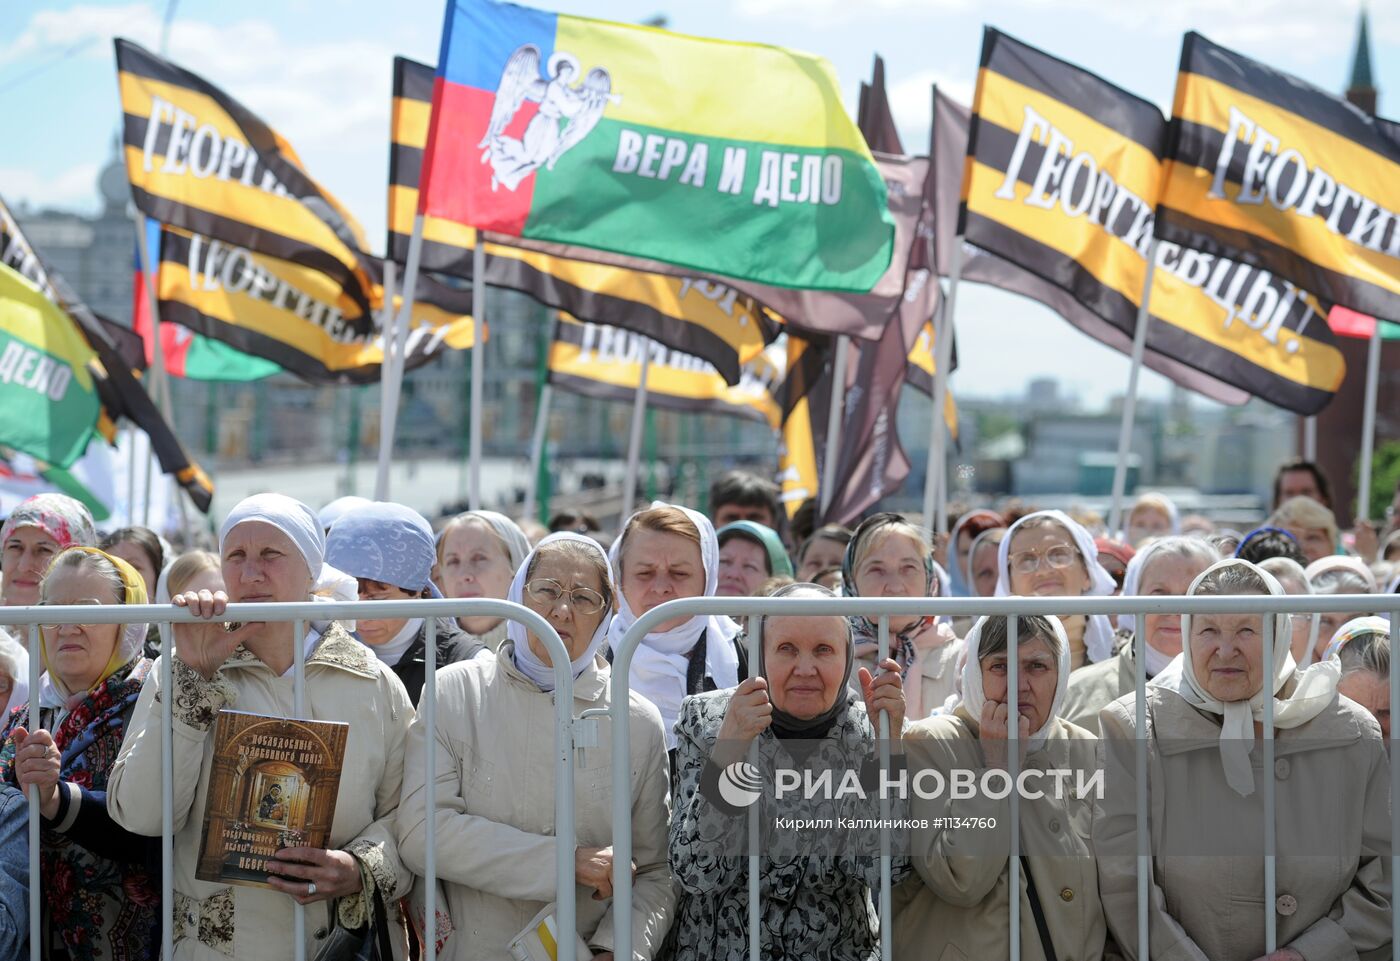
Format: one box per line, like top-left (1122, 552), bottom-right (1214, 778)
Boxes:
top-left (1346, 7), bottom-right (1377, 115)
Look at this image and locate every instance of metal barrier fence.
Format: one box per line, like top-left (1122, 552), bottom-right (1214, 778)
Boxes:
top-left (3, 592), bottom-right (1396, 960)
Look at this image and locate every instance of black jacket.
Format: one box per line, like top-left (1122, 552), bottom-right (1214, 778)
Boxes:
top-left (390, 616), bottom-right (486, 707)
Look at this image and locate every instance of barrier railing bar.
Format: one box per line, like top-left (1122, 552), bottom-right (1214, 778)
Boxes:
top-left (1262, 613), bottom-right (1276, 955)
top-left (424, 617), bottom-right (437, 961)
top-left (1391, 604), bottom-right (1399, 956)
top-left (748, 615), bottom-right (762, 961)
top-left (26, 624), bottom-right (39, 961)
top-left (877, 615), bottom-right (891, 961)
top-left (162, 614), bottom-right (175, 960)
top-left (294, 617), bottom-right (306, 961)
top-left (1007, 613), bottom-right (1020, 961)
top-left (1133, 613), bottom-right (1148, 961)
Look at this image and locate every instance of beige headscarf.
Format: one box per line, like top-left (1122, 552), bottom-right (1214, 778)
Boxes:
top-left (1150, 558), bottom-right (1340, 796)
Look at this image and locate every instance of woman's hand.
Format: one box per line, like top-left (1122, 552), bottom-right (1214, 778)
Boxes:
top-left (172, 590), bottom-right (259, 680)
top-left (715, 677), bottom-right (772, 763)
top-left (575, 845), bottom-right (635, 901)
top-left (11, 727), bottom-right (61, 820)
top-left (979, 699), bottom-right (1030, 773)
top-left (858, 658), bottom-right (906, 746)
top-left (266, 847), bottom-right (363, 905)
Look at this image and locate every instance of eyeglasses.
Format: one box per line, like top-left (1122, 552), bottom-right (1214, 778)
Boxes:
top-left (1008, 546), bottom-right (1078, 576)
top-left (525, 579), bottom-right (607, 615)
top-left (37, 598), bottom-right (106, 630)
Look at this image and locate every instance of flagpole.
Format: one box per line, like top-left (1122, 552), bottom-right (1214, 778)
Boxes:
top-left (1356, 323), bottom-right (1382, 523)
top-left (469, 243), bottom-right (486, 511)
top-left (819, 335), bottom-right (850, 517)
top-left (374, 260), bottom-right (401, 500)
top-left (1303, 416), bottom-right (1317, 460)
top-left (924, 244), bottom-right (962, 535)
top-left (620, 336), bottom-right (653, 522)
top-left (131, 212), bottom-right (169, 532)
top-left (1107, 237), bottom-right (1162, 538)
top-left (125, 426), bottom-right (138, 526)
top-left (379, 215), bottom-right (426, 499)
top-left (524, 384), bottom-right (553, 523)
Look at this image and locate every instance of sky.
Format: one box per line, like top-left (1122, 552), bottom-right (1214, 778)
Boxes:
top-left (1, 0), bottom-right (1395, 409)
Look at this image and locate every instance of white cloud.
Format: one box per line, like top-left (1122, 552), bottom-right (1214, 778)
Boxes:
top-left (734, 0), bottom-right (973, 24)
top-left (888, 68), bottom-right (973, 134)
top-left (0, 163), bottom-right (102, 214)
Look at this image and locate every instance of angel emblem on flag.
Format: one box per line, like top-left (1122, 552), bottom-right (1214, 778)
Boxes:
top-left (479, 44), bottom-right (620, 192)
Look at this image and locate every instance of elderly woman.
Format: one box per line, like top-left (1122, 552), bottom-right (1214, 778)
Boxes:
top-left (843, 513), bottom-right (961, 721)
top-left (717, 521), bottom-right (793, 598)
top-left (1303, 555), bottom-right (1378, 663)
top-left (1063, 536), bottom-right (1218, 734)
top-left (666, 583), bottom-right (909, 961)
top-left (608, 503), bottom-right (743, 752)
top-left (1257, 556), bottom-right (1317, 668)
top-left (1270, 495), bottom-right (1339, 565)
top-left (947, 509), bottom-right (1004, 597)
top-left (328, 501), bottom-right (484, 705)
top-left (966, 528), bottom-right (1006, 599)
top-left (895, 614), bottom-right (1104, 961)
top-left (0, 546), bottom-right (159, 958)
top-left (1096, 559), bottom-right (1391, 961)
top-left (1094, 537), bottom-right (1136, 594)
top-left (1325, 616), bottom-right (1390, 738)
top-left (1124, 492), bottom-right (1179, 547)
top-left (108, 493), bottom-right (414, 959)
top-left (102, 526), bottom-right (166, 658)
top-left (2, 493), bottom-right (97, 638)
top-left (997, 510), bottom-right (1119, 670)
top-left (0, 631), bottom-right (24, 720)
top-left (795, 524), bottom-right (852, 583)
top-left (397, 533), bottom-right (674, 960)
top-left (435, 510), bottom-right (530, 651)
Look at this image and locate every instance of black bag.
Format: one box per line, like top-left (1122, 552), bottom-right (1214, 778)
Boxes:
top-left (1020, 855), bottom-right (1059, 961)
top-left (312, 891), bottom-right (395, 961)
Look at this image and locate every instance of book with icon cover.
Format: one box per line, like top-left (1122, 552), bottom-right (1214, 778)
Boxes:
top-left (195, 710), bottom-right (349, 889)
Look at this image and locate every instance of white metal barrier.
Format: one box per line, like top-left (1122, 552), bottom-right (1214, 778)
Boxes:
top-left (4, 592), bottom-right (1395, 959)
top-left (609, 593), bottom-right (1397, 961)
top-left (5, 597), bottom-right (574, 961)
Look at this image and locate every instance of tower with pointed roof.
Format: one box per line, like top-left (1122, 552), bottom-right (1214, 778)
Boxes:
top-left (1346, 7), bottom-right (1377, 115)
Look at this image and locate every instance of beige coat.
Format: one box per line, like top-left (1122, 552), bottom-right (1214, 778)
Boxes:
top-left (107, 623), bottom-right (415, 960)
top-left (1095, 684), bottom-right (1392, 961)
top-left (894, 709), bottom-right (1105, 961)
top-left (1062, 648), bottom-right (1137, 736)
top-left (395, 641), bottom-right (674, 961)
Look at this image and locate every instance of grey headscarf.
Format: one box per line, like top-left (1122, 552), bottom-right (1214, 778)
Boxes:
top-left (753, 582), bottom-right (855, 739)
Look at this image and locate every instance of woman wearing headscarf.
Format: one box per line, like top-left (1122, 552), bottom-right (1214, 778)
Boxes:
top-left (1094, 536), bottom-right (1136, 594)
top-left (895, 614), bottom-right (1103, 961)
top-left (947, 509), bottom-right (1004, 598)
top-left (434, 510), bottom-right (531, 652)
top-left (327, 501), bottom-right (484, 706)
top-left (665, 583), bottom-right (909, 961)
top-left (1095, 559), bottom-right (1391, 961)
top-left (1123, 492), bottom-right (1180, 547)
top-left (842, 513), bottom-right (962, 722)
top-left (965, 527), bottom-right (1007, 599)
top-left (2, 494), bottom-right (97, 654)
top-left (1326, 616), bottom-right (1390, 738)
top-left (716, 520), bottom-right (794, 597)
top-left (102, 526), bottom-right (167, 658)
top-left (1303, 555), bottom-right (1379, 663)
top-left (397, 533), bottom-right (674, 960)
top-left (1062, 536), bottom-right (1219, 734)
top-left (108, 493), bottom-right (415, 959)
top-left (996, 510), bottom-right (1119, 670)
top-left (0, 546), bottom-right (159, 959)
top-left (608, 503), bottom-right (742, 753)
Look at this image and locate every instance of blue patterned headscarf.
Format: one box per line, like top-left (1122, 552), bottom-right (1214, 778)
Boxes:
top-left (325, 501), bottom-right (442, 597)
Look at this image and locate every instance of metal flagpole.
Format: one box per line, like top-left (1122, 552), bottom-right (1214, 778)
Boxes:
top-left (469, 243), bottom-right (486, 510)
top-left (1356, 323), bottom-right (1383, 522)
top-left (819, 335), bottom-right (850, 517)
top-left (924, 251), bottom-right (961, 535)
top-left (374, 261), bottom-right (401, 499)
top-left (1303, 416), bottom-right (1317, 460)
top-left (1106, 238), bottom-right (1162, 538)
top-left (132, 213), bottom-right (167, 531)
top-left (620, 335), bottom-right (652, 522)
top-left (523, 384), bottom-right (553, 523)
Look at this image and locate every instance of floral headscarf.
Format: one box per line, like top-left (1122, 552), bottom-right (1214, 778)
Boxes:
top-left (0, 493), bottom-right (97, 553)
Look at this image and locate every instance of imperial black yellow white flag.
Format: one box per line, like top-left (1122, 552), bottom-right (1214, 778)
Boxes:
top-left (961, 29), bottom-right (1345, 415)
top-left (1158, 32), bottom-right (1400, 321)
top-left (390, 56), bottom-right (777, 384)
top-left (546, 315), bottom-right (784, 428)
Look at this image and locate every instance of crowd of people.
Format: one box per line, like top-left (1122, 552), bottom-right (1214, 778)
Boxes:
top-left (0, 460), bottom-right (1394, 959)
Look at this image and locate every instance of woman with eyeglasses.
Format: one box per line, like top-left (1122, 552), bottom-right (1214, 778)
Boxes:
top-left (0, 546), bottom-right (160, 959)
top-left (396, 533), bottom-right (674, 961)
top-left (996, 510), bottom-right (1120, 670)
top-left (326, 502), bottom-right (487, 707)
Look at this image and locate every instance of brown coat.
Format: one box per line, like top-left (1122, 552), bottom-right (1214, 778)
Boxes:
top-left (893, 709), bottom-right (1106, 961)
top-left (1095, 684), bottom-right (1392, 961)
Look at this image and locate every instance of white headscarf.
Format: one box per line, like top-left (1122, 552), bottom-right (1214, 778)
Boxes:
top-left (1304, 554), bottom-right (1379, 593)
top-left (958, 614), bottom-right (1070, 753)
top-left (1150, 558), bottom-right (1340, 797)
top-left (508, 533), bottom-right (614, 692)
top-left (1124, 492), bottom-right (1181, 541)
top-left (607, 502), bottom-right (740, 747)
top-left (995, 510), bottom-right (1118, 663)
top-left (1115, 538), bottom-right (1221, 678)
top-left (0, 628), bottom-right (29, 717)
top-left (437, 510), bottom-right (530, 572)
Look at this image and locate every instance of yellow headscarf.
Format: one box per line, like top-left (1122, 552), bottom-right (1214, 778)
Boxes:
top-left (40, 546), bottom-right (149, 702)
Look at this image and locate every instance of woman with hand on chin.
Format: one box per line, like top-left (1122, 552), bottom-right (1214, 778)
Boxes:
top-left (0, 546), bottom-right (159, 959)
top-left (108, 493), bottom-right (415, 960)
top-left (895, 614), bottom-right (1104, 961)
top-left (664, 583), bottom-right (910, 961)
top-left (397, 533), bottom-right (673, 961)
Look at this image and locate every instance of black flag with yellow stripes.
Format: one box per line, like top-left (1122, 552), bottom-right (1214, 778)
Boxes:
top-left (961, 28), bottom-right (1344, 415)
top-left (1158, 31), bottom-right (1400, 321)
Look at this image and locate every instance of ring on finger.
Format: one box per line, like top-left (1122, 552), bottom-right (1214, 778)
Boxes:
top-left (306, 881), bottom-right (317, 897)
